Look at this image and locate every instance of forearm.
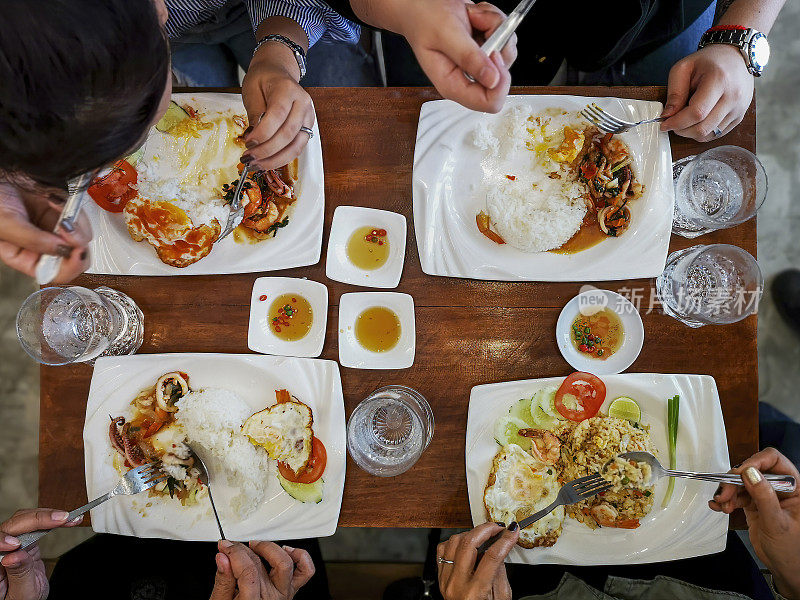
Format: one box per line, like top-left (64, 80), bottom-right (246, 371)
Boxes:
top-left (717, 0), bottom-right (785, 34)
top-left (772, 572), bottom-right (800, 600)
top-left (251, 16), bottom-right (307, 81)
top-left (348, 0), bottom-right (412, 35)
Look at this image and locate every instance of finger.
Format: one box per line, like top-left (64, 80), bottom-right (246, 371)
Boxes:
top-left (442, 13), bottom-right (500, 89)
top-left (741, 467), bottom-right (784, 522)
top-left (437, 536), bottom-right (458, 588)
top-left (248, 99), bottom-right (292, 150)
top-left (453, 522), bottom-right (505, 579)
top-left (1, 549), bottom-right (38, 600)
top-left (209, 552), bottom-right (236, 600)
top-left (491, 562), bottom-right (512, 600)
top-left (678, 97), bottom-right (729, 141)
top-left (466, 6), bottom-right (518, 68)
top-left (250, 132), bottom-right (309, 173)
top-left (2, 509), bottom-right (70, 537)
top-left (0, 241), bottom-right (40, 278)
top-left (248, 540), bottom-right (294, 595)
top-left (716, 109), bottom-right (744, 138)
top-left (661, 59), bottom-right (693, 122)
top-left (283, 545), bottom-right (315, 590)
top-left (0, 216), bottom-right (76, 258)
top-left (662, 77), bottom-right (722, 134)
top-left (737, 448), bottom-right (800, 480)
top-left (245, 100), bottom-right (311, 165)
top-left (217, 540), bottom-right (260, 600)
top-left (474, 525), bottom-right (520, 582)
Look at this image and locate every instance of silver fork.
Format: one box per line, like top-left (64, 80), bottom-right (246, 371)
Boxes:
top-left (188, 445), bottom-right (226, 540)
top-left (0, 463), bottom-right (166, 558)
top-left (477, 473), bottom-right (611, 553)
top-left (218, 163), bottom-right (250, 241)
top-left (580, 102), bottom-right (666, 134)
top-left (619, 451), bottom-right (796, 493)
top-left (463, 0), bottom-right (538, 83)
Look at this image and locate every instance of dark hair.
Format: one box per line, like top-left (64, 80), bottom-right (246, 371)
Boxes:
top-left (0, 0), bottom-right (170, 189)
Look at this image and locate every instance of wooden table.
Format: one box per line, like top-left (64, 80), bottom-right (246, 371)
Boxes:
top-left (39, 87), bottom-right (757, 529)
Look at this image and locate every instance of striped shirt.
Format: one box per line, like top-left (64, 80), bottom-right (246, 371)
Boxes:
top-left (165, 0), bottom-right (360, 46)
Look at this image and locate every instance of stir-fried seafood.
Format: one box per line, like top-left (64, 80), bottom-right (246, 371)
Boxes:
top-left (223, 165), bottom-right (297, 237)
top-left (109, 371), bottom-right (204, 505)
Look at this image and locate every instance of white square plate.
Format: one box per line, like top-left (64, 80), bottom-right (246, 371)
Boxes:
top-left (338, 292), bottom-right (415, 369)
top-left (248, 277), bottom-right (328, 358)
top-left (86, 93), bottom-right (325, 275)
top-left (325, 206), bottom-right (407, 288)
top-left (466, 373), bottom-right (729, 564)
top-left (412, 95), bottom-right (674, 281)
top-left (84, 353), bottom-right (346, 541)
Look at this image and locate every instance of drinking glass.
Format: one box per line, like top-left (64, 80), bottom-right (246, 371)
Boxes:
top-left (672, 146), bottom-right (767, 238)
top-left (16, 286), bottom-right (144, 365)
top-left (655, 244), bottom-right (763, 328)
top-left (346, 385), bottom-right (434, 477)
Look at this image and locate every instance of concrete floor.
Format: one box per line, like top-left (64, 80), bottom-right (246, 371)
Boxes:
top-left (1, 1), bottom-right (799, 569)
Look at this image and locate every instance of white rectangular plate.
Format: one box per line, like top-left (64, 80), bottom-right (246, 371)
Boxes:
top-left (86, 93), bottom-right (324, 275)
top-left (412, 95), bottom-right (674, 281)
top-left (466, 373), bottom-right (729, 565)
top-left (85, 353), bottom-right (345, 541)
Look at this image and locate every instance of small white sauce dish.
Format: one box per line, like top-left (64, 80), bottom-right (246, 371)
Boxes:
top-left (325, 206), bottom-right (407, 288)
top-left (248, 276), bottom-right (328, 358)
top-left (556, 288), bottom-right (644, 375)
top-left (338, 292), bottom-right (415, 369)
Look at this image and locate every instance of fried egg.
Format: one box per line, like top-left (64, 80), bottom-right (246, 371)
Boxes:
top-left (484, 443), bottom-right (565, 548)
top-left (241, 400), bottom-right (313, 473)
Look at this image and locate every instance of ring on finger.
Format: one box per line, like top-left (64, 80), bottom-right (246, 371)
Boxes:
top-left (299, 126), bottom-right (314, 139)
top-left (438, 557), bottom-right (455, 565)
top-left (712, 127), bottom-right (723, 138)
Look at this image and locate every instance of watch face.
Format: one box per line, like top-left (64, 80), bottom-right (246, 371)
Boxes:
top-left (750, 33), bottom-right (770, 71)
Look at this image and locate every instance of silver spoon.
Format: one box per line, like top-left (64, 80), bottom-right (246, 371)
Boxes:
top-left (618, 451), bottom-right (796, 493)
top-left (188, 445), bottom-right (226, 539)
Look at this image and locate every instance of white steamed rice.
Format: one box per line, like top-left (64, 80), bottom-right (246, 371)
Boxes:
top-left (473, 106), bottom-right (589, 253)
top-left (176, 388), bottom-right (269, 518)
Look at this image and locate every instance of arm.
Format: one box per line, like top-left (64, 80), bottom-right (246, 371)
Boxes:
top-left (660, 0), bottom-right (785, 141)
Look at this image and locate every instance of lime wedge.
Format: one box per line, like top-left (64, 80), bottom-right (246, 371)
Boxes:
top-left (155, 100), bottom-right (190, 133)
top-left (608, 396), bottom-right (641, 423)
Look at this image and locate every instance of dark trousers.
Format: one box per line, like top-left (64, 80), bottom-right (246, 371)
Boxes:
top-left (48, 534), bottom-right (330, 600)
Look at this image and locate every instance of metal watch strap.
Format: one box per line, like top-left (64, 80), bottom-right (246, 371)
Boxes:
top-left (698, 28), bottom-right (748, 51)
top-left (253, 34), bottom-right (306, 80)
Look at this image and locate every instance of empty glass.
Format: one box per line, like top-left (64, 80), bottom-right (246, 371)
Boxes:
top-left (672, 146), bottom-right (767, 238)
top-left (16, 286), bottom-right (144, 365)
top-left (655, 244), bottom-right (763, 328)
top-left (346, 385), bottom-right (434, 477)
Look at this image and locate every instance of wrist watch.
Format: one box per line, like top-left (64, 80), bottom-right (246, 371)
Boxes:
top-left (698, 25), bottom-right (770, 77)
top-left (253, 34), bottom-right (307, 80)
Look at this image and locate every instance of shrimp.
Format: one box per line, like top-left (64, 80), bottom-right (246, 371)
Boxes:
top-left (518, 429), bottom-right (561, 465)
top-left (590, 502), bottom-right (640, 529)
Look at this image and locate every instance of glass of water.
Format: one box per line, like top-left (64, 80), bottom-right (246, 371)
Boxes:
top-left (16, 286), bottom-right (144, 365)
top-left (673, 146), bottom-right (767, 238)
top-left (655, 244), bottom-right (763, 328)
top-left (346, 385), bottom-right (434, 477)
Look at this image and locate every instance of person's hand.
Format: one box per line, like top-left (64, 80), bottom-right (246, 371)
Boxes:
top-left (660, 44), bottom-right (754, 142)
top-left (400, 0), bottom-right (516, 114)
top-left (210, 540), bottom-right (315, 600)
top-left (709, 448), bottom-right (800, 599)
top-left (241, 44), bottom-right (315, 172)
top-left (0, 183), bottom-right (91, 283)
top-left (437, 522), bottom-right (519, 600)
top-left (0, 509), bottom-right (83, 600)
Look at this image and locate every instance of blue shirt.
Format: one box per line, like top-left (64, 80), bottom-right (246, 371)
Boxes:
top-left (165, 0), bottom-right (360, 46)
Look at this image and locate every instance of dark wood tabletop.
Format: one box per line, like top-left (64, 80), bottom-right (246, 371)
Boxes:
top-left (39, 86), bottom-right (757, 529)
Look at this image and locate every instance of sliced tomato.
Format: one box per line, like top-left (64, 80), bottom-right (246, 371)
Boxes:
top-left (278, 437), bottom-right (326, 484)
top-left (88, 160), bottom-right (137, 212)
top-left (554, 372), bottom-right (606, 422)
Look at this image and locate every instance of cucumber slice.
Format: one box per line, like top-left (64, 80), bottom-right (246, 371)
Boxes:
top-left (508, 397), bottom-right (535, 427)
top-left (534, 386), bottom-right (562, 420)
top-left (493, 416), bottom-right (531, 451)
top-left (530, 403), bottom-right (558, 430)
top-left (155, 100), bottom-right (191, 133)
top-left (278, 472), bottom-right (323, 504)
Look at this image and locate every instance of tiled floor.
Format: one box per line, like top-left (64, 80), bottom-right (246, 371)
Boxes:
top-left (1, 3), bottom-right (799, 567)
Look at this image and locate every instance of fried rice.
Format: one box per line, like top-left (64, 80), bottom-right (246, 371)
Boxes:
top-left (559, 415), bottom-right (657, 529)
